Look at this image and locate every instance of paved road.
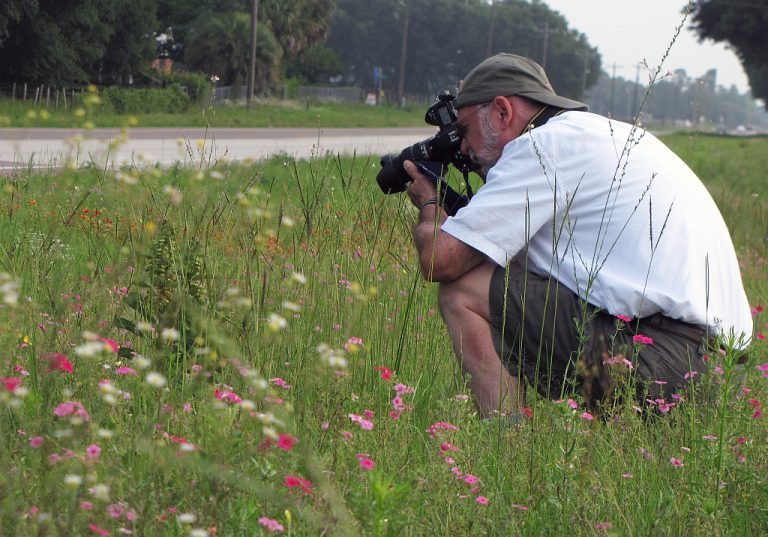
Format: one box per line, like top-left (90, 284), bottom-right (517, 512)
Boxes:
top-left (0, 127), bottom-right (436, 171)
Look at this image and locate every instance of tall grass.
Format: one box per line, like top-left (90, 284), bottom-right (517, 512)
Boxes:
top-left (0, 134), bottom-right (766, 535)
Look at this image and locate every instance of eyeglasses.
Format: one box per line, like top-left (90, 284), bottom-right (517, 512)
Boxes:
top-left (454, 103), bottom-right (488, 139)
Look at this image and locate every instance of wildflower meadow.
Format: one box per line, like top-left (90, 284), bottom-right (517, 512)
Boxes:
top-left (0, 125), bottom-right (766, 536)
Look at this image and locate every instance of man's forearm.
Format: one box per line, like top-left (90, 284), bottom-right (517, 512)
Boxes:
top-left (413, 204), bottom-right (447, 280)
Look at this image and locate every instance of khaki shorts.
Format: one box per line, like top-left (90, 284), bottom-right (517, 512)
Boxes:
top-left (488, 262), bottom-right (709, 406)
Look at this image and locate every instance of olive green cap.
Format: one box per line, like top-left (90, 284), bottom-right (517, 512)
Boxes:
top-left (455, 53), bottom-right (588, 111)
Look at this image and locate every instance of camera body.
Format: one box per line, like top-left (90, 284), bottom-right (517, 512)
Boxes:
top-left (376, 93), bottom-right (477, 202)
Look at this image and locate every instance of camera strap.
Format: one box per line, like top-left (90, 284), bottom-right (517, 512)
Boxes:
top-left (520, 105), bottom-right (567, 135)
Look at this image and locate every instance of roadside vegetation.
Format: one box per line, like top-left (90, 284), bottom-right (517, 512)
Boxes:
top-left (0, 92), bottom-right (427, 129)
top-left (0, 115), bottom-right (766, 535)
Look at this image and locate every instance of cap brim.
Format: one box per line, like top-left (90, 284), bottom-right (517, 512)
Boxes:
top-left (520, 91), bottom-right (589, 111)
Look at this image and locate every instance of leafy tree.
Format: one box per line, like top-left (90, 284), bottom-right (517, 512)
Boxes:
top-left (0, 0), bottom-right (157, 85)
top-left (182, 12), bottom-right (281, 93)
top-left (0, 0), bottom-right (36, 47)
top-left (690, 0), bottom-right (768, 107)
top-left (98, 0), bottom-right (158, 84)
top-left (286, 45), bottom-right (343, 84)
top-left (261, 0), bottom-right (337, 61)
top-left (327, 0), bottom-right (600, 102)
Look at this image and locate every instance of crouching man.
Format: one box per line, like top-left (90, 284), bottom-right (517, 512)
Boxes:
top-left (404, 53), bottom-right (752, 418)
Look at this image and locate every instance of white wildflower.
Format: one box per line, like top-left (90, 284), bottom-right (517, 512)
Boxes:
top-left (145, 372), bottom-right (167, 388)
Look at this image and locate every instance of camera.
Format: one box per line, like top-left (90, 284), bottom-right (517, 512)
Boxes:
top-left (376, 92), bottom-right (478, 215)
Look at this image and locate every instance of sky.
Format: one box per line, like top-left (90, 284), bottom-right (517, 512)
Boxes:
top-left (542, 0), bottom-right (751, 93)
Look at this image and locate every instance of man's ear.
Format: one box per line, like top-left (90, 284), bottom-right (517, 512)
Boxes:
top-left (492, 96), bottom-right (515, 129)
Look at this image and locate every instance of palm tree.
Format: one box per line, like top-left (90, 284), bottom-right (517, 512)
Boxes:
top-left (183, 11), bottom-right (280, 96)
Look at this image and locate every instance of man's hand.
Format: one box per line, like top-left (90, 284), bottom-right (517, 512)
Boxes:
top-left (402, 160), bottom-right (486, 282)
top-left (403, 161), bottom-right (438, 208)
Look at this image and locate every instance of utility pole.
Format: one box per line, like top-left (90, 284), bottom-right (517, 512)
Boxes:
top-left (540, 22), bottom-right (551, 70)
top-left (485, 0), bottom-right (496, 58)
top-left (246, 0), bottom-right (259, 110)
top-left (631, 63), bottom-right (640, 120)
top-left (580, 47), bottom-right (590, 102)
top-left (609, 63), bottom-right (616, 117)
top-left (397, 0), bottom-right (411, 106)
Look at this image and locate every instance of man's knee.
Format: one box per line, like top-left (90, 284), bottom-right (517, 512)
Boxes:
top-left (437, 262), bottom-right (495, 321)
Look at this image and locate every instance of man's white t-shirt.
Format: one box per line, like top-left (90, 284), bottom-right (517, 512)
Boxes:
top-left (441, 111), bottom-right (752, 341)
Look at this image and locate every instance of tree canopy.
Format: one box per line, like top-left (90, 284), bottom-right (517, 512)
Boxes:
top-left (690, 0), bottom-right (768, 107)
top-left (0, 0), bottom-right (336, 91)
top-left (326, 0), bottom-right (601, 102)
top-left (0, 0), bottom-right (596, 99)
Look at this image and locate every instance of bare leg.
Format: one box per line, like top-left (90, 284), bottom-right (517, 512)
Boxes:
top-left (438, 261), bottom-right (522, 418)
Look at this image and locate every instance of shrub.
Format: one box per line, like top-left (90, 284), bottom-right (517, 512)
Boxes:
top-left (161, 72), bottom-right (212, 105)
top-left (100, 85), bottom-right (190, 114)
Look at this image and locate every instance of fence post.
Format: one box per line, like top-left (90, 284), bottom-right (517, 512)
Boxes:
top-left (23, 83), bottom-right (27, 101)
top-left (46, 86), bottom-right (51, 108)
top-left (63, 88), bottom-right (67, 108)
top-left (34, 86), bottom-right (40, 104)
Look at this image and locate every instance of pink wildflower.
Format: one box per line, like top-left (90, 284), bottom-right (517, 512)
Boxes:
top-left (29, 436), bottom-right (44, 448)
top-left (348, 413), bottom-right (374, 430)
top-left (567, 399), bottom-right (578, 409)
top-left (633, 334), bottom-right (654, 345)
top-left (270, 377), bottom-right (291, 390)
top-left (622, 473), bottom-right (634, 478)
top-left (54, 401), bottom-right (90, 421)
top-left (374, 366), bottom-right (393, 380)
top-left (88, 523), bottom-right (110, 536)
top-left (358, 457), bottom-right (375, 471)
top-left (1, 377), bottom-right (21, 393)
top-left (463, 474), bottom-right (479, 485)
top-left (440, 442), bottom-right (459, 452)
top-left (80, 501), bottom-right (93, 511)
top-left (45, 353), bottom-right (74, 373)
top-left (670, 457), bottom-right (684, 468)
top-left (426, 421), bottom-right (458, 438)
top-left (616, 314), bottom-right (632, 323)
top-left (475, 496), bottom-right (489, 505)
top-left (394, 383), bottom-right (415, 394)
top-left (258, 517), bottom-right (285, 533)
top-left (100, 338), bottom-right (119, 353)
top-left (344, 337), bottom-right (364, 351)
top-left (277, 434), bottom-right (297, 451)
top-left (580, 412), bottom-right (594, 421)
top-left (214, 388), bottom-right (243, 404)
top-left (284, 475), bottom-right (313, 496)
top-left (86, 444), bottom-right (101, 460)
top-left (511, 504), bottom-right (529, 511)
top-left (595, 522), bottom-right (612, 530)
top-left (114, 367), bottom-right (137, 376)
top-left (107, 503), bottom-right (125, 518)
